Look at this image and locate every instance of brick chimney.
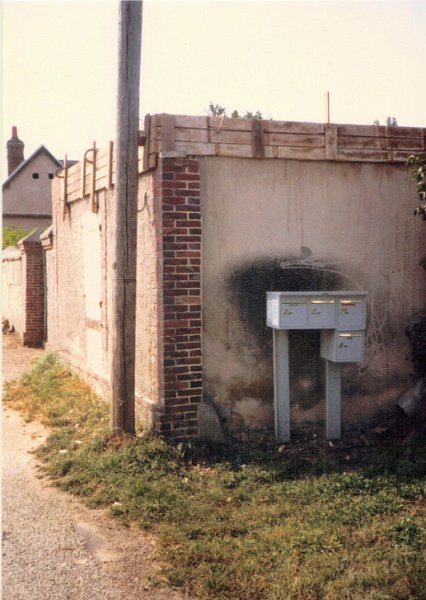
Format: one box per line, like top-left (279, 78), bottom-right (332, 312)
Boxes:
top-left (7, 126), bottom-right (25, 175)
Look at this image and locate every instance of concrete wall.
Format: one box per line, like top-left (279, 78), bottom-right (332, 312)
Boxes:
top-left (200, 157), bottom-right (426, 435)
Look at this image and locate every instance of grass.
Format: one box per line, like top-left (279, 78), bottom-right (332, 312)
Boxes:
top-left (4, 353), bottom-right (426, 599)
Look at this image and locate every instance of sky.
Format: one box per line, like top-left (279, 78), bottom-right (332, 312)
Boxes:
top-left (2, 0), bottom-right (426, 174)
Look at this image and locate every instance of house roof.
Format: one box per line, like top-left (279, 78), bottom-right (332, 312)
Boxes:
top-left (2, 145), bottom-right (62, 190)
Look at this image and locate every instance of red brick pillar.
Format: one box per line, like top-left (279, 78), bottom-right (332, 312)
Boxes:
top-left (18, 233), bottom-right (44, 347)
top-left (155, 156), bottom-right (202, 439)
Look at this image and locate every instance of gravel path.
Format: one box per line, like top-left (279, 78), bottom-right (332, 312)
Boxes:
top-left (2, 334), bottom-right (193, 600)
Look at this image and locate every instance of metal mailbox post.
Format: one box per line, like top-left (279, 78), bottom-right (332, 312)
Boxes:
top-left (267, 291), bottom-right (367, 442)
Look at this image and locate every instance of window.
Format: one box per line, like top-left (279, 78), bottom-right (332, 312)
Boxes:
top-left (32, 173), bottom-right (39, 179)
top-left (48, 173), bottom-right (54, 179)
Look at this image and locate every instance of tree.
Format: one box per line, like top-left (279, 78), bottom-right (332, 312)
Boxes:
top-left (407, 153), bottom-right (426, 220)
top-left (2, 225), bottom-right (33, 249)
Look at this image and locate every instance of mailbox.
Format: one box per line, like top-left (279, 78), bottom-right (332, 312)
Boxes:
top-left (267, 292), bottom-right (367, 332)
top-left (309, 297), bottom-right (336, 328)
top-left (267, 293), bottom-right (308, 329)
top-left (337, 297), bottom-right (366, 331)
top-left (320, 330), bottom-right (364, 362)
top-left (267, 290), bottom-right (367, 442)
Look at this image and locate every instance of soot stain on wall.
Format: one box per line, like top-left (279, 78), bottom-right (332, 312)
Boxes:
top-left (223, 254), bottom-right (342, 414)
top-left (225, 254), bottom-right (341, 351)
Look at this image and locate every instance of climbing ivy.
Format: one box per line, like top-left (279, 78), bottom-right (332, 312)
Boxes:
top-left (407, 153), bottom-right (426, 220)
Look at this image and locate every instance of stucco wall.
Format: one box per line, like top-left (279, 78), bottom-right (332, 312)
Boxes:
top-left (2, 248), bottom-right (23, 333)
top-left (200, 157), bottom-right (426, 434)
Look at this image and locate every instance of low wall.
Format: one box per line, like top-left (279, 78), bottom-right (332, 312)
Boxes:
top-left (2, 230), bottom-right (45, 347)
top-left (2, 247), bottom-right (23, 334)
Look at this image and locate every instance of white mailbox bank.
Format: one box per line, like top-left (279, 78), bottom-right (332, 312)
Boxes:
top-left (267, 291), bottom-right (367, 442)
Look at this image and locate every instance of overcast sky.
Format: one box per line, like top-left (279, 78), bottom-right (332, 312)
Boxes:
top-left (2, 0), bottom-right (426, 173)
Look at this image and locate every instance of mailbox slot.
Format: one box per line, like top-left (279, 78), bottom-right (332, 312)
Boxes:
top-left (279, 298), bottom-right (308, 329)
top-left (308, 298), bottom-right (336, 329)
top-left (320, 330), bottom-right (364, 362)
top-left (337, 298), bottom-right (366, 331)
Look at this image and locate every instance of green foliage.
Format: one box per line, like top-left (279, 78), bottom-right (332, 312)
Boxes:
top-left (208, 102), bottom-right (225, 117)
top-left (373, 117), bottom-right (398, 127)
top-left (2, 225), bottom-right (33, 249)
top-left (386, 116), bottom-right (398, 127)
top-left (407, 153), bottom-right (426, 220)
top-left (5, 355), bottom-right (426, 600)
top-left (209, 102), bottom-right (264, 120)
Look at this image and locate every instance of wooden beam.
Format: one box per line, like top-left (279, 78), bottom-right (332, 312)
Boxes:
top-left (251, 119), bottom-right (265, 158)
top-left (110, 0), bottom-right (142, 434)
top-left (161, 114), bottom-right (176, 153)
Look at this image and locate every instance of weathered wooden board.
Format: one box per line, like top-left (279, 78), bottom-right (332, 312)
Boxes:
top-left (337, 149), bottom-right (393, 162)
top-left (174, 115), bottom-right (210, 130)
top-left (338, 136), bottom-right (386, 150)
top-left (386, 137), bottom-right (424, 150)
top-left (275, 146), bottom-right (325, 160)
top-left (209, 129), bottom-right (253, 145)
top-left (338, 124), bottom-right (424, 138)
top-left (57, 115), bottom-right (426, 204)
top-left (218, 143), bottom-right (253, 158)
top-left (174, 141), bottom-right (216, 155)
top-left (269, 132), bottom-right (324, 148)
top-left (339, 135), bottom-right (424, 151)
top-left (267, 121), bottom-right (325, 135)
top-left (175, 127), bottom-right (210, 144)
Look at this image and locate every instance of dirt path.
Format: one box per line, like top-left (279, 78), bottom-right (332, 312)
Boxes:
top-left (2, 334), bottom-right (193, 600)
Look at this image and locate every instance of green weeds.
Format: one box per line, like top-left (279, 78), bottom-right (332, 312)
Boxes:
top-left (4, 354), bottom-right (426, 599)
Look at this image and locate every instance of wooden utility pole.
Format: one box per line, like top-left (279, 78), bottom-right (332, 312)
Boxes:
top-left (111, 0), bottom-right (142, 434)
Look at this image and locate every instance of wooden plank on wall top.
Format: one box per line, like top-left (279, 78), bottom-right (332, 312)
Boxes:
top-left (275, 146), bottom-right (325, 160)
top-left (386, 137), bottom-right (424, 150)
top-left (338, 135), bottom-right (385, 150)
top-left (209, 128), bottom-right (253, 145)
top-left (252, 119), bottom-right (265, 158)
top-left (174, 115), bottom-right (209, 130)
top-left (267, 120), bottom-right (325, 135)
top-left (339, 134), bottom-right (423, 152)
top-left (269, 132), bottom-right (324, 148)
top-left (161, 114), bottom-right (176, 153)
top-left (337, 148), bottom-right (393, 162)
top-left (174, 127), bottom-right (209, 144)
top-left (174, 141), bottom-right (216, 155)
top-left (338, 123), bottom-right (424, 138)
top-left (325, 124), bottom-right (337, 160)
top-left (219, 143), bottom-right (253, 158)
